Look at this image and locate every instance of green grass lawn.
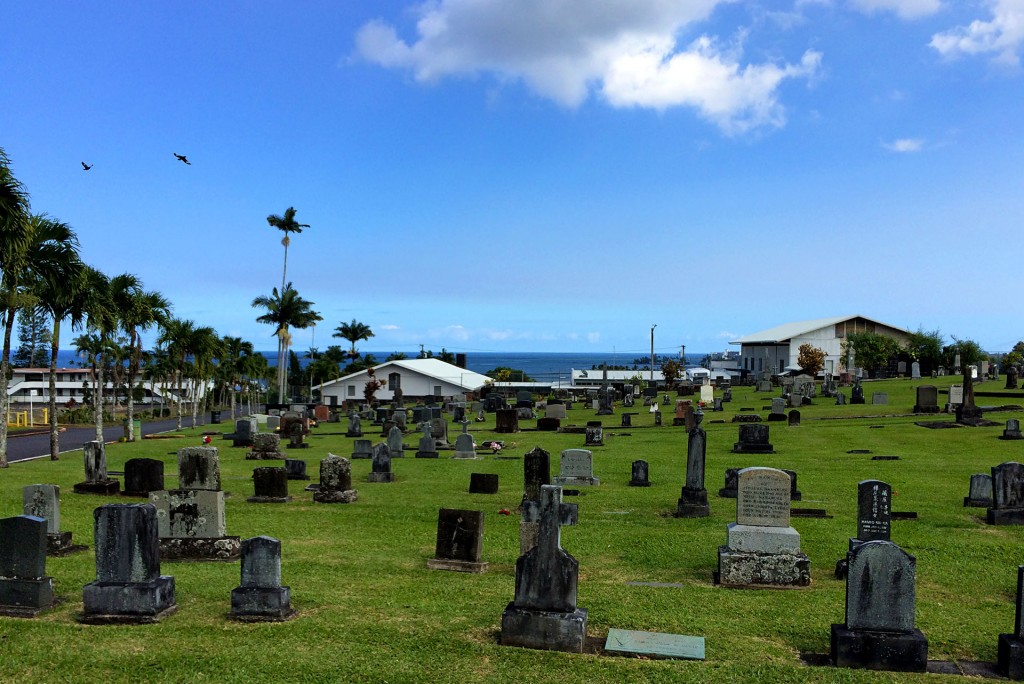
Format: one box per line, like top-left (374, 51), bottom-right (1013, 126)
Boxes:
top-left (2, 376), bottom-right (1023, 683)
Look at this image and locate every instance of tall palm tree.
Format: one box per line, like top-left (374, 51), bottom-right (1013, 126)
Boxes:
top-left (0, 211), bottom-right (81, 466)
top-left (77, 268), bottom-right (116, 443)
top-left (252, 283), bottom-right (321, 403)
top-left (266, 207), bottom-right (308, 295)
top-left (219, 336), bottom-right (255, 418)
top-left (158, 317), bottom-right (198, 430)
top-left (187, 326), bottom-right (222, 426)
top-left (113, 283), bottom-right (170, 441)
top-left (333, 319), bottom-right (374, 357)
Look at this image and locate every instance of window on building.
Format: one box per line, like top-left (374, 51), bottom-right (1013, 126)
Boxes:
top-left (347, 385), bottom-right (355, 397)
top-left (434, 385), bottom-right (442, 396)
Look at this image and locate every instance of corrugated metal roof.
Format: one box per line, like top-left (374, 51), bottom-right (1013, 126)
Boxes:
top-left (729, 315), bottom-right (910, 345)
top-left (314, 358), bottom-right (491, 391)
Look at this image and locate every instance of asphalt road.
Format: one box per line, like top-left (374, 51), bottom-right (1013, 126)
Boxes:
top-left (5, 410), bottom-right (243, 463)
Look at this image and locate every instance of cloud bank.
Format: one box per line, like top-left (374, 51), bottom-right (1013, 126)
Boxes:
top-left (355, 0), bottom-right (822, 134)
top-left (930, 0), bottom-right (1024, 65)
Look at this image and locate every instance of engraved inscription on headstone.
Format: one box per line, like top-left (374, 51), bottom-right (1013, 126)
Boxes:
top-left (735, 468), bottom-right (790, 528)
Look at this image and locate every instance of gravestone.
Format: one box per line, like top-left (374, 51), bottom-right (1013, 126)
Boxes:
top-left (345, 412), bottom-right (363, 438)
top-left (998, 566), bottom-right (1024, 678)
top-left (351, 439), bottom-right (372, 460)
top-left (1007, 365), bottom-right (1019, 390)
top-left (367, 443), bottom-right (395, 483)
top-left (248, 467), bottom-right (291, 503)
top-left (673, 400), bottom-right (688, 426)
top-left (912, 386), bottom-right (939, 414)
top-left (0, 515), bottom-right (55, 616)
top-left (501, 485), bottom-right (587, 653)
top-left (23, 484), bottom-right (82, 554)
top-left (73, 440), bottom-right (120, 495)
top-left (654, 410), bottom-right (662, 426)
top-left (733, 423), bottom-right (774, 453)
top-left (80, 503), bottom-right (177, 623)
top-left (546, 404), bottom-right (567, 420)
top-left (677, 421), bottom-right (709, 517)
top-left (387, 426), bottom-right (405, 458)
top-left (719, 468), bottom-right (739, 498)
top-left (453, 433), bottom-right (477, 459)
top-left (150, 488), bottom-right (241, 560)
top-left (246, 433), bottom-right (286, 460)
top-left (430, 417), bottom-right (450, 447)
top-left (897, 361), bottom-right (907, 376)
top-left (836, 479), bottom-right (891, 579)
top-left (597, 385), bottom-right (614, 415)
top-left (684, 405), bottom-right (697, 430)
top-left (313, 454), bottom-right (358, 503)
top-left (392, 409), bottom-right (408, 431)
top-left (553, 449), bottom-right (599, 487)
top-left (520, 447), bottom-right (551, 555)
top-left (947, 384), bottom-right (964, 412)
top-left (452, 404), bottom-right (466, 423)
top-left (911, 362), bottom-right (921, 379)
top-left (836, 392), bottom-right (846, 406)
top-left (313, 405), bottom-right (329, 422)
top-left (177, 447), bottom-right (221, 491)
top-left (266, 415), bottom-right (281, 432)
top-left (988, 462), bottom-right (1024, 525)
top-left (723, 387), bottom-right (732, 402)
top-left (537, 417), bottom-right (561, 431)
top-left (788, 410), bottom-right (801, 427)
top-left (122, 459), bottom-right (165, 497)
top-left (232, 418), bottom-right (257, 447)
top-left (284, 458), bottom-right (310, 480)
top-left (495, 409), bottom-right (520, 433)
top-left (1003, 419), bottom-right (1024, 440)
top-left (783, 469), bottom-right (803, 501)
top-left (286, 418), bottom-right (309, 449)
top-left (426, 509), bottom-right (488, 573)
top-left (415, 422), bottom-right (439, 458)
top-left (469, 473), bottom-right (499, 494)
top-left (584, 425), bottom-right (604, 447)
top-left (964, 473), bottom-right (993, 507)
top-left (700, 385), bottom-right (713, 405)
top-left (757, 380), bottom-right (772, 392)
top-left (516, 390), bottom-right (533, 409)
top-left (620, 413), bottom-right (633, 427)
top-left (230, 536), bottom-right (296, 621)
top-left (629, 460), bottom-right (651, 487)
top-left (851, 379), bottom-right (865, 404)
top-left (872, 392), bottom-right (888, 405)
top-left (517, 407), bottom-right (535, 421)
top-left (831, 541), bottom-right (928, 671)
top-left (717, 467), bottom-right (810, 587)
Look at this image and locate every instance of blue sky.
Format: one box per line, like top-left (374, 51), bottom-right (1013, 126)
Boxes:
top-left (3, 1), bottom-right (1023, 356)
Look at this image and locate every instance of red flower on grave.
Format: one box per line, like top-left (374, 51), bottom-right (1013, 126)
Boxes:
top-left (498, 508), bottom-right (511, 516)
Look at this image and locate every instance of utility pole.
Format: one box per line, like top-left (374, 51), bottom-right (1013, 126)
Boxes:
top-left (650, 324), bottom-right (657, 383)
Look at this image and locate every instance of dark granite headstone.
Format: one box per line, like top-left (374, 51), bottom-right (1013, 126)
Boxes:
top-left (351, 439), bottom-right (372, 460)
top-left (0, 515), bottom-right (55, 616)
top-left (719, 468), bottom-right (739, 498)
top-left (584, 425), bottom-right (604, 447)
top-left (964, 473), bottom-right (993, 507)
top-left (998, 566), bottom-right (1024, 678)
top-left (368, 443), bottom-right (395, 483)
top-left (856, 480), bottom-right (891, 543)
top-left (231, 536), bottom-right (295, 621)
top-left (1002, 419), bottom-right (1024, 440)
top-left (676, 426), bottom-right (709, 517)
top-left (427, 509), bottom-right (487, 573)
top-left (537, 417), bottom-right (561, 431)
top-left (788, 410), bottom-right (801, 426)
top-left (913, 386), bottom-right (939, 414)
top-left (629, 460), bottom-right (650, 487)
top-left (123, 458), bottom-right (165, 497)
top-left (495, 409), bottom-right (520, 433)
top-left (732, 423), bottom-right (774, 453)
top-left (989, 462), bottom-right (1024, 525)
top-left (469, 473), bottom-right (499, 494)
top-left (249, 467), bottom-right (290, 503)
top-left (782, 469), bottom-right (803, 501)
top-left (284, 458), bottom-right (310, 480)
top-left (831, 540), bottom-right (927, 671)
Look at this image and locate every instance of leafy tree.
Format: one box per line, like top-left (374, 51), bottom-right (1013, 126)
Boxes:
top-left (844, 332), bottom-right (903, 376)
top-left (660, 359), bottom-right (682, 388)
top-left (333, 319), bottom-right (374, 357)
top-left (944, 338), bottom-right (985, 370)
top-left (797, 343), bottom-right (825, 376)
top-left (341, 354), bottom-right (378, 376)
top-left (1003, 341), bottom-right (1024, 368)
top-left (385, 351), bottom-right (408, 362)
top-left (485, 367), bottom-right (533, 382)
top-left (266, 206), bottom-right (308, 295)
top-left (13, 306), bottom-right (51, 367)
top-left (905, 327), bottom-right (944, 374)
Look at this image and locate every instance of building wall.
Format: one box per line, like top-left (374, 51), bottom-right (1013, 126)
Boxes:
top-left (319, 369), bottom-right (470, 405)
top-left (739, 345), bottom-right (789, 375)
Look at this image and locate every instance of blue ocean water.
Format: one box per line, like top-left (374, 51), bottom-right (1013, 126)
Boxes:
top-left (53, 350), bottom-right (707, 381)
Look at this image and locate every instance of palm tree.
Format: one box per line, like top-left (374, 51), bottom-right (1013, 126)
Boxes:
top-left (252, 283), bottom-right (321, 403)
top-left (266, 207), bottom-right (308, 295)
top-left (218, 336), bottom-right (255, 418)
top-left (186, 326), bottom-right (222, 426)
top-left (113, 283), bottom-right (170, 441)
top-left (0, 210), bottom-right (81, 466)
top-left (333, 319), bottom-right (374, 358)
top-left (158, 317), bottom-right (198, 430)
top-left (76, 268), bottom-right (116, 443)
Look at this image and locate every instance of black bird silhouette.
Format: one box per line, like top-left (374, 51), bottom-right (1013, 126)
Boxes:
top-left (81, 162), bottom-right (93, 171)
top-left (174, 153), bottom-right (191, 165)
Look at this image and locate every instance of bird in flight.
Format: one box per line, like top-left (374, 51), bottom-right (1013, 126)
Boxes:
top-left (81, 162), bottom-right (93, 171)
top-left (174, 153), bottom-right (191, 165)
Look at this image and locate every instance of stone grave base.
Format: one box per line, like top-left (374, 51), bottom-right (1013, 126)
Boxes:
top-left (716, 546), bottom-right (811, 588)
top-left (963, 496), bottom-right (991, 508)
top-left (732, 444), bottom-right (774, 454)
top-left (913, 405), bottom-right (940, 414)
top-left (245, 452), bottom-right (287, 460)
top-left (415, 452), bottom-right (439, 459)
top-left (345, 431), bottom-right (362, 438)
top-left (367, 472), bottom-right (396, 483)
top-left (998, 633), bottom-right (1024, 679)
top-left (727, 524), bottom-right (801, 554)
top-left (452, 452), bottom-right (480, 459)
top-left (426, 558), bottom-right (488, 573)
top-left (80, 576), bottom-right (177, 623)
top-left (0, 577), bottom-right (55, 614)
top-left (46, 531), bottom-right (87, 556)
top-left (672, 418), bottom-right (686, 426)
top-left (500, 604), bottom-right (588, 653)
top-left (718, 487), bottom-right (738, 498)
top-left (313, 489), bottom-right (358, 503)
top-left (246, 495), bottom-right (292, 503)
top-left (552, 476), bottom-right (599, 487)
top-left (987, 508), bottom-right (1024, 525)
top-left (351, 453), bottom-right (371, 460)
top-left (159, 536), bottom-right (241, 561)
top-left (850, 398), bottom-right (865, 405)
top-left (232, 439), bottom-right (254, 448)
top-left (630, 480), bottom-right (651, 487)
top-left (675, 487), bottom-right (709, 517)
top-left (231, 586), bottom-right (296, 622)
top-left (830, 624), bottom-right (928, 672)
top-left (73, 479), bottom-right (121, 496)
top-left (767, 414), bottom-right (786, 422)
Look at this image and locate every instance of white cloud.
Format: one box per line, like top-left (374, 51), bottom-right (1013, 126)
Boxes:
top-left (717, 330), bottom-right (738, 339)
top-left (930, 0), bottom-right (1024, 65)
top-left (882, 137), bottom-right (925, 152)
top-left (848, 0), bottom-right (942, 19)
top-left (355, 0), bottom-right (821, 134)
top-left (379, 324), bottom-right (401, 331)
top-left (586, 332), bottom-right (601, 344)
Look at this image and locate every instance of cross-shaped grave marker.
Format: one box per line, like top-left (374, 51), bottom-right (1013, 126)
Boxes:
top-left (515, 484), bottom-right (579, 612)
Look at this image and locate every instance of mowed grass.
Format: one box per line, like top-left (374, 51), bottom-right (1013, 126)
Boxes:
top-left (2, 376), bottom-right (1024, 683)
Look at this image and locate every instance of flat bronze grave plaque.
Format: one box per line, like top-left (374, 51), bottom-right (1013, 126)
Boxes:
top-left (604, 628), bottom-right (705, 660)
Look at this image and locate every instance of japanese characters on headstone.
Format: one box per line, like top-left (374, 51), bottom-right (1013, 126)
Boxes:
top-left (23, 483), bottom-right (82, 555)
top-left (426, 509), bottom-right (488, 573)
top-left (830, 541), bottom-right (928, 672)
top-left (501, 485), bottom-right (587, 653)
top-left (80, 503), bottom-right (177, 623)
top-left (230, 536), bottom-right (296, 622)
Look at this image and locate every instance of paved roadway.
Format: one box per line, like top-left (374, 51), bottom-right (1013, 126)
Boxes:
top-left (6, 411), bottom-right (243, 463)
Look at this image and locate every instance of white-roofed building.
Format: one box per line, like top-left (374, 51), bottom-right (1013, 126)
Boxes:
top-left (313, 358), bottom-right (492, 406)
top-left (730, 315), bottom-right (912, 377)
